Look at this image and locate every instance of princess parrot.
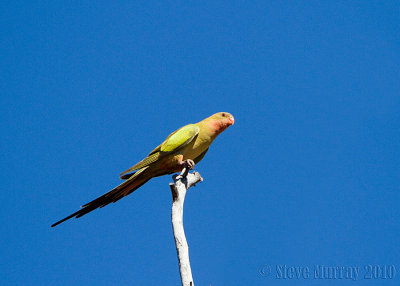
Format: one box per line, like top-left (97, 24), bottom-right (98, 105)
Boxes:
top-left (51, 112), bottom-right (234, 227)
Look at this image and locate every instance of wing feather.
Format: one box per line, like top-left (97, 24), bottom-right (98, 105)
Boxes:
top-left (120, 124), bottom-right (199, 179)
top-left (160, 124), bottom-right (199, 152)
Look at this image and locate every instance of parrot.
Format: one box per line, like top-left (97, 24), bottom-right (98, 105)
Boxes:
top-left (51, 112), bottom-right (234, 227)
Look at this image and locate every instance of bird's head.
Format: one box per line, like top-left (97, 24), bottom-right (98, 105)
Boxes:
top-left (207, 112), bottom-right (235, 133)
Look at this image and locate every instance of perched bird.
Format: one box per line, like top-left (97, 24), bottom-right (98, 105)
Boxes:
top-left (51, 112), bottom-right (234, 227)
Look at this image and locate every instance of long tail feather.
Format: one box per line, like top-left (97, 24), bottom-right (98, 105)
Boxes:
top-left (51, 167), bottom-right (151, 227)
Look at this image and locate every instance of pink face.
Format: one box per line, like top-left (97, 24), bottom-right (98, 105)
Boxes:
top-left (211, 112), bottom-right (235, 133)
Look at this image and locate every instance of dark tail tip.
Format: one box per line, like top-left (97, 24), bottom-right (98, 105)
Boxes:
top-left (51, 212), bottom-right (78, 227)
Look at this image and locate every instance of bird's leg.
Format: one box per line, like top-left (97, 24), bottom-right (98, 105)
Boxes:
top-left (176, 159), bottom-right (195, 179)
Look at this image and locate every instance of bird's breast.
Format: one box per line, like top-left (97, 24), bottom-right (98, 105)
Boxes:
top-left (182, 134), bottom-right (213, 160)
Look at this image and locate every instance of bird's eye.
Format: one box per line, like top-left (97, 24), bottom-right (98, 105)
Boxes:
top-left (221, 113), bottom-right (226, 117)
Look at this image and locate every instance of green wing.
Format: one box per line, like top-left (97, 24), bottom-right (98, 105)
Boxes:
top-left (120, 124), bottom-right (199, 179)
top-left (159, 124), bottom-right (199, 152)
top-left (148, 124), bottom-right (199, 155)
top-left (148, 130), bottom-right (178, 155)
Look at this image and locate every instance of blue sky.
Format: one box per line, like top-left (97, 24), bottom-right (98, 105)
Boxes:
top-left (1, 1), bottom-right (399, 285)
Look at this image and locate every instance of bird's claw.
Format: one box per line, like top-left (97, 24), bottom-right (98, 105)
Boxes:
top-left (176, 159), bottom-right (196, 180)
top-left (185, 159), bottom-right (195, 170)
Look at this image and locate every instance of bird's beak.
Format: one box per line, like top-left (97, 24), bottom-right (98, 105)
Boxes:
top-left (228, 116), bottom-right (235, 125)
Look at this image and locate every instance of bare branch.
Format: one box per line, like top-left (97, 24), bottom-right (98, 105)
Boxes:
top-left (170, 170), bottom-right (203, 286)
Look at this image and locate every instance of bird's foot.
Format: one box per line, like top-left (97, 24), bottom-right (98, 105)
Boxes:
top-left (183, 159), bottom-right (195, 170)
top-left (176, 159), bottom-right (195, 179)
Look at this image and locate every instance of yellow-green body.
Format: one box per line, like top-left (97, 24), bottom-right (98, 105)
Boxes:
top-left (51, 112), bottom-right (234, 227)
